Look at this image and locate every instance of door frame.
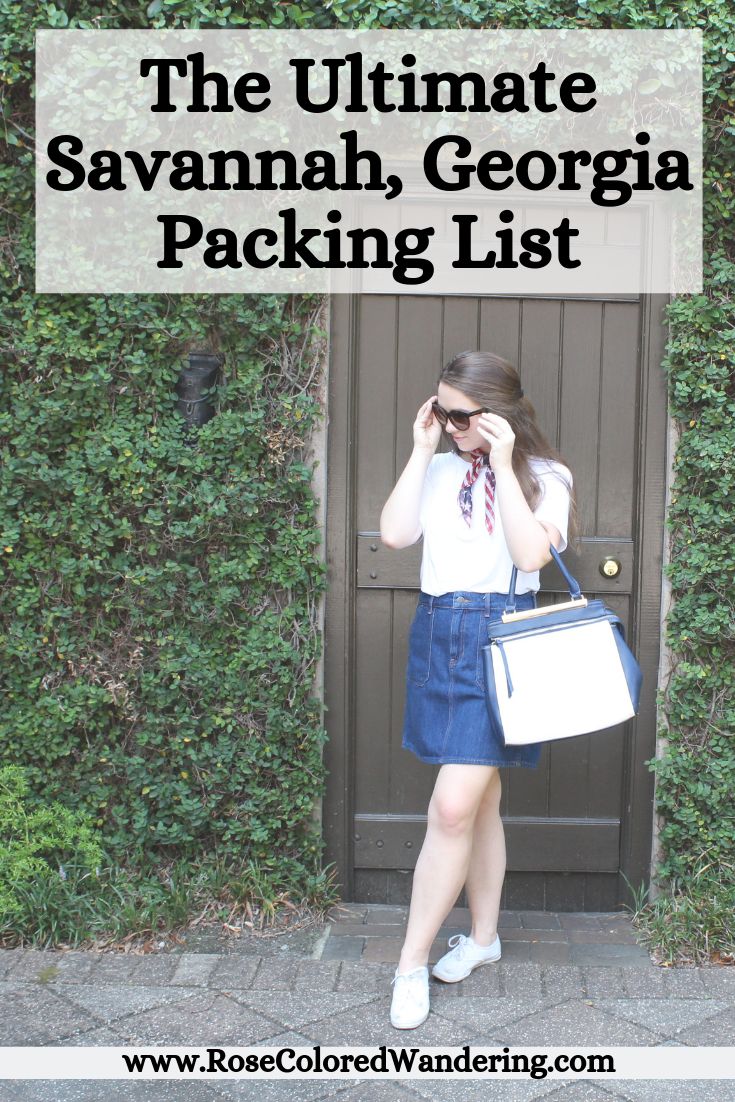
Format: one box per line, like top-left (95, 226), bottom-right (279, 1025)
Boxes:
top-left (323, 292), bottom-right (670, 904)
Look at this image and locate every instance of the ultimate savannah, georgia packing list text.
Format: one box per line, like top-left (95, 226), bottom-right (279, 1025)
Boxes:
top-left (43, 52), bottom-right (691, 280)
top-left (34, 30), bottom-right (703, 294)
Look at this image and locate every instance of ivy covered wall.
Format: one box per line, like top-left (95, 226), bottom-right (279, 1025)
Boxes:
top-left (0, 0), bottom-right (732, 950)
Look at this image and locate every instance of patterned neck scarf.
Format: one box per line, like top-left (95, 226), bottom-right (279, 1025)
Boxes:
top-left (458, 449), bottom-right (496, 535)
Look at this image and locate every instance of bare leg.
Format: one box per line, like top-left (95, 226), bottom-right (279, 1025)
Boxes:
top-left (464, 769), bottom-right (505, 946)
top-left (397, 764), bottom-right (499, 974)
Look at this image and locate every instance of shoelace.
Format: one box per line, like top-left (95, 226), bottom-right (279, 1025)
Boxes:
top-left (446, 934), bottom-right (471, 959)
top-left (391, 968), bottom-right (427, 1003)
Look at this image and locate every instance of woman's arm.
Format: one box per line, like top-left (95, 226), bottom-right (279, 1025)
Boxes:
top-left (380, 447), bottom-right (434, 548)
top-left (492, 467), bottom-right (561, 572)
top-left (380, 395), bottom-right (441, 549)
top-left (477, 412), bottom-right (562, 573)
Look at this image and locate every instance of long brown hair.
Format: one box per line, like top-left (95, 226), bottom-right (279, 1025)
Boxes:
top-left (439, 350), bottom-right (579, 550)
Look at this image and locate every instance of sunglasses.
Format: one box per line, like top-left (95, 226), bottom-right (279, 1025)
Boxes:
top-left (431, 401), bottom-right (489, 431)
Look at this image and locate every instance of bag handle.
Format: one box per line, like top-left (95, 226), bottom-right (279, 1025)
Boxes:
top-left (505, 544), bottom-right (583, 614)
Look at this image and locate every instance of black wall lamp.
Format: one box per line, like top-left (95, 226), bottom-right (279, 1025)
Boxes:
top-left (175, 352), bottom-right (224, 440)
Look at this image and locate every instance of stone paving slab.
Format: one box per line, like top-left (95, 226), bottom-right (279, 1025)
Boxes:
top-left (334, 963), bottom-right (396, 994)
top-left (89, 954), bottom-right (181, 986)
top-left (583, 970), bottom-right (628, 1000)
top-left (543, 1087), bottom-right (639, 1101)
top-left (326, 904), bottom-right (370, 922)
top-left (170, 954), bottom-right (222, 987)
top-left (581, 965), bottom-right (718, 1003)
top-left (20, 951), bottom-right (100, 986)
top-left (495, 929), bottom-right (569, 943)
top-left (235, 1028), bottom-right (322, 1050)
top-left (209, 957), bottom-right (262, 990)
top-left (293, 1083), bottom-right (424, 1102)
top-left (568, 945), bottom-right (652, 969)
top-left (698, 969), bottom-right (735, 997)
top-left (330, 924), bottom-right (415, 938)
top-left (406, 1077), bottom-right (613, 1101)
top-left (56, 1025), bottom-right (137, 1046)
top-left (586, 998), bottom-right (730, 1040)
top-left (437, 966), bottom-right (503, 998)
top-left (2, 1083), bottom-right (226, 1102)
top-left (425, 979), bottom-right (463, 1000)
top-left (59, 984), bottom-right (200, 1025)
top-left (528, 944), bottom-right (573, 966)
top-left (430, 996), bottom-right (570, 1035)
top-left (479, 1000), bottom-right (665, 1047)
top-left (0, 951), bottom-right (20, 981)
top-left (297, 998), bottom-right (483, 1048)
top-left (614, 1084), bottom-right (735, 1102)
top-left (248, 959), bottom-right (302, 992)
top-left (359, 939), bottom-right (437, 964)
top-left (568, 930), bottom-right (640, 946)
top-left (674, 1005), bottom-right (735, 1046)
top-left (293, 962), bottom-right (343, 990)
top-left (541, 965), bottom-right (586, 1001)
top-left (349, 906), bottom-right (406, 923)
top-left (228, 992), bottom-right (385, 1033)
top-left (209, 1074), bottom-right (349, 1101)
top-left (533, 1087), bottom-right (624, 1101)
top-left (4, 950), bottom-right (208, 988)
top-left (617, 971), bottom-right (666, 999)
top-left (496, 963), bottom-right (544, 1000)
top-left (652, 969), bottom-right (707, 999)
top-left (3, 950), bottom-right (59, 982)
top-left (496, 912), bottom-right (524, 929)
top-left (558, 915), bottom-right (614, 930)
top-left (0, 984), bottom-right (97, 1046)
top-left (518, 913), bottom-right (563, 931)
top-left (321, 939), bottom-right (367, 962)
top-left (123, 991), bottom-right (299, 1046)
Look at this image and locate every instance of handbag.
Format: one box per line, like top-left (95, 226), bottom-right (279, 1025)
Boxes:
top-left (481, 545), bottom-right (642, 746)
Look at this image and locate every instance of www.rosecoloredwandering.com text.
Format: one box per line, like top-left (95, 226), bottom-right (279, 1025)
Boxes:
top-left (121, 1045), bottom-right (615, 1079)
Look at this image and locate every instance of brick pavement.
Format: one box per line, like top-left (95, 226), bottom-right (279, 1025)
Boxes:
top-left (321, 907), bottom-right (649, 968)
top-left (0, 907), bottom-right (733, 1102)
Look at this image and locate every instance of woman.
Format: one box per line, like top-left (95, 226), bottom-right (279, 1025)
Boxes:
top-left (380, 350), bottom-right (577, 1030)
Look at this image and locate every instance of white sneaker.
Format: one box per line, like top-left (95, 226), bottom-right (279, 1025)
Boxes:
top-left (390, 966), bottom-right (430, 1029)
top-left (431, 933), bottom-right (502, 982)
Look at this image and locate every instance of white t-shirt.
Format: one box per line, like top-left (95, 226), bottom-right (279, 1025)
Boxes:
top-left (417, 451), bottom-right (572, 596)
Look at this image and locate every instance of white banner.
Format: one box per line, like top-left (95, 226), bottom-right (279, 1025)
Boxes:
top-left (1, 1046), bottom-right (733, 1080)
top-left (36, 29), bottom-right (703, 294)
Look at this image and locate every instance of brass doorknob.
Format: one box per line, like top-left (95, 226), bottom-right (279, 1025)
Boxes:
top-left (600, 557), bottom-right (622, 578)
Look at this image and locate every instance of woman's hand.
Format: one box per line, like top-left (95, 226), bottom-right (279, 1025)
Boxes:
top-left (413, 395), bottom-right (442, 454)
top-left (477, 412), bottom-right (515, 472)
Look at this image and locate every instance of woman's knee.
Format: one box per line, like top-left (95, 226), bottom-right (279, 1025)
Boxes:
top-left (427, 793), bottom-right (474, 835)
top-left (427, 780), bottom-right (491, 828)
top-left (428, 768), bottom-right (499, 835)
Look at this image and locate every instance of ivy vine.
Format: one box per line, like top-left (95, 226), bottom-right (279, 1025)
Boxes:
top-left (0, 0), bottom-right (732, 935)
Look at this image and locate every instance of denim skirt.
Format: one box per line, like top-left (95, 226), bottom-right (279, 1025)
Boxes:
top-left (401, 590), bottom-right (542, 768)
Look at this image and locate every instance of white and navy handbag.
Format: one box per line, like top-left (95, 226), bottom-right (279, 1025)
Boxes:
top-left (482, 546), bottom-right (643, 746)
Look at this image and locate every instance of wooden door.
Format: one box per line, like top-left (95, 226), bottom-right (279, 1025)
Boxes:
top-left (324, 293), bottom-right (668, 910)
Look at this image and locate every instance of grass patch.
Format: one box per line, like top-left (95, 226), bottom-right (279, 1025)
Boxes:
top-left (0, 854), bottom-right (340, 951)
top-left (0, 764), bottom-right (339, 951)
top-left (626, 859), bottom-right (735, 966)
